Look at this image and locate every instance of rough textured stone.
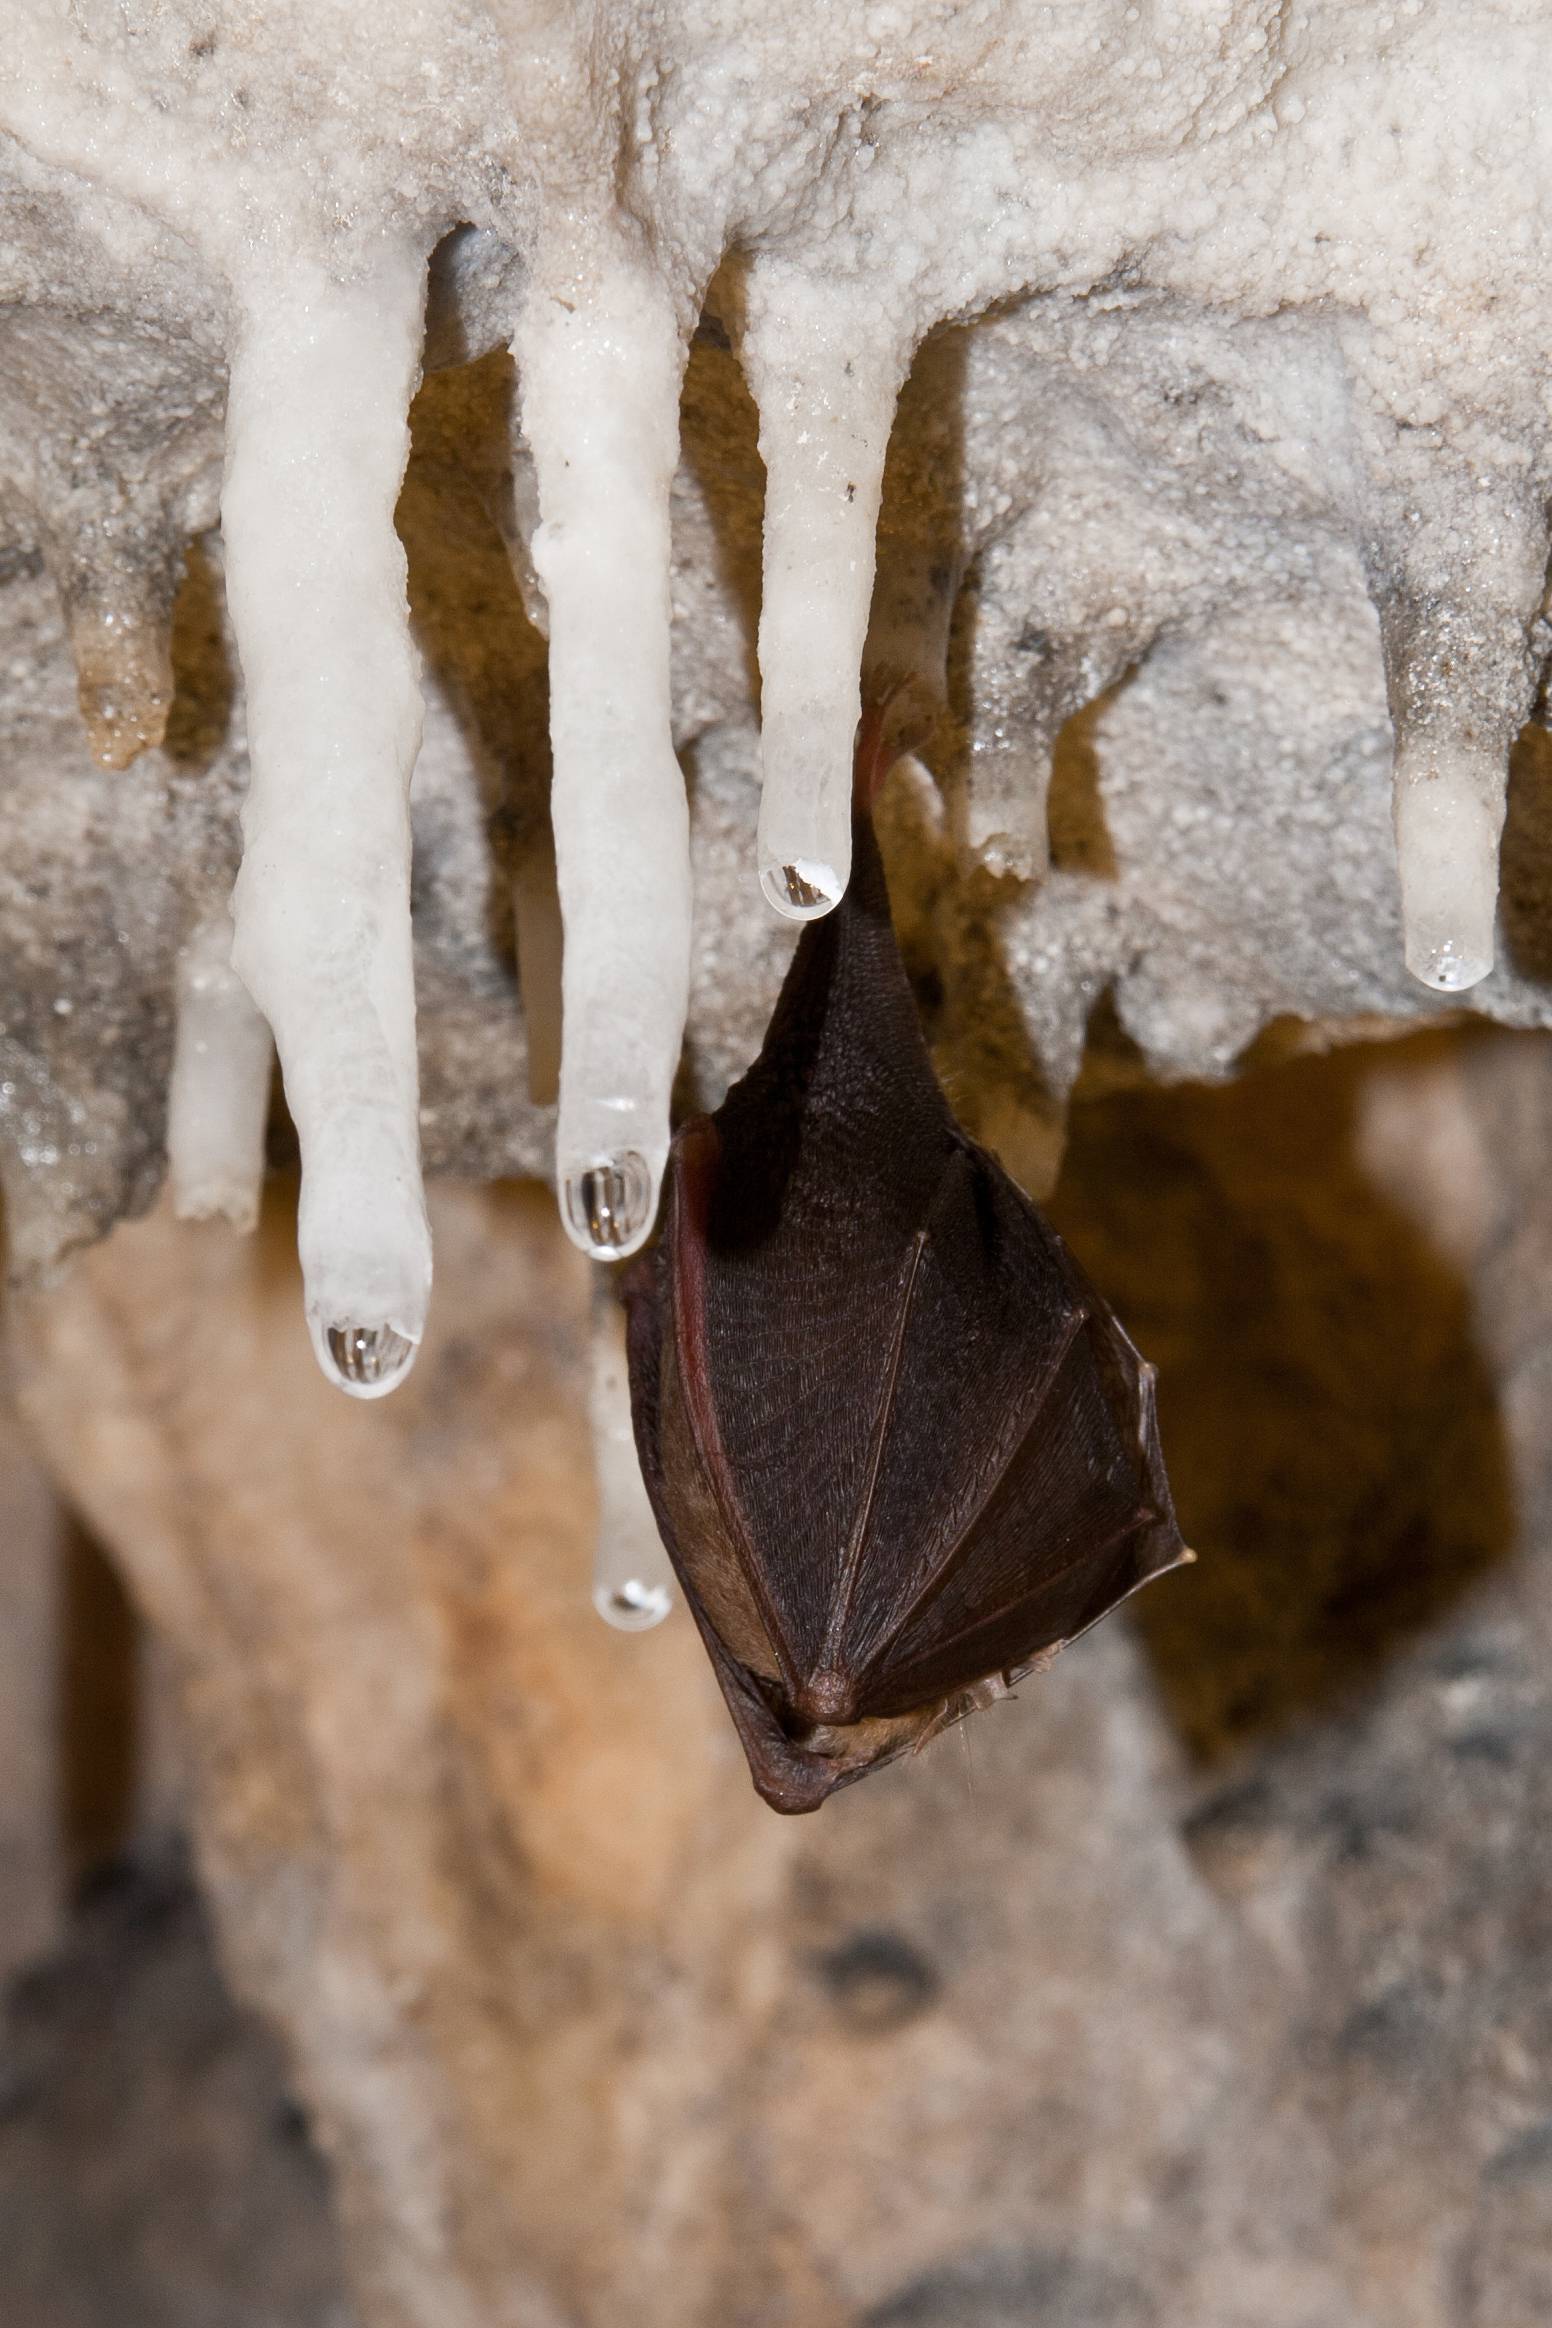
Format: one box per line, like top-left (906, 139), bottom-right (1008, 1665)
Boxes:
top-left (4, 9), bottom-right (1552, 2319)
top-left (0, 1368), bottom-right (66, 1987)
top-left (3, 4), bottom-right (1552, 1270)
top-left (0, 1349), bottom-right (193, 1991)
top-left (0, 1848), bottom-right (354, 2328)
top-left (8, 1027), bottom-right (1552, 2327)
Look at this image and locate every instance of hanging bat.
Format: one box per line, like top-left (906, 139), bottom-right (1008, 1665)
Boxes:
top-left (625, 715), bottom-right (1189, 1812)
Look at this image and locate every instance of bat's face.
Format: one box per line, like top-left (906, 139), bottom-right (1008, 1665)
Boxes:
top-left (625, 806), bottom-right (1188, 1814)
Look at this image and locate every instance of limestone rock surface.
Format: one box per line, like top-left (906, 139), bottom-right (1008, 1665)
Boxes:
top-left (4, 7), bottom-right (1552, 2319)
top-left (0, 1851), bottom-right (355, 2328)
top-left (8, 1028), bottom-right (1552, 2328)
top-left (3, 4), bottom-right (1552, 1269)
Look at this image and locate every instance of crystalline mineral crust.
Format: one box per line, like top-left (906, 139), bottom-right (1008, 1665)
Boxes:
top-left (2, 0), bottom-right (1552, 1286)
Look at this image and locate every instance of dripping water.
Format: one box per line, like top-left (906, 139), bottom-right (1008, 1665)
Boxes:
top-left (593, 1575), bottom-right (673, 1632)
top-left (760, 859), bottom-right (842, 920)
top-left (319, 1322), bottom-right (418, 1399)
top-left (563, 1150), bottom-right (655, 1258)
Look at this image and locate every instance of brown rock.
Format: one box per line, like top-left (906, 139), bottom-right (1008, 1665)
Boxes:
top-left (6, 1028), bottom-right (1551, 2325)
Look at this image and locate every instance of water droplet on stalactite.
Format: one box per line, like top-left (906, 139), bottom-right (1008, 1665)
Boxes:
top-left (1420, 941), bottom-right (1473, 992)
top-left (317, 1321), bottom-right (419, 1399)
top-left (760, 858), bottom-right (842, 920)
top-left (563, 1150), bottom-right (655, 1258)
top-left (594, 1576), bottom-right (674, 1632)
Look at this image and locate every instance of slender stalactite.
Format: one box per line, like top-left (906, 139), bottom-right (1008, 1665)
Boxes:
top-left (588, 1273), bottom-right (675, 1631)
top-left (512, 242), bottom-right (693, 1263)
top-left (2, 0), bottom-right (1552, 1384)
top-left (166, 907), bottom-right (273, 1234)
top-left (743, 261), bottom-right (912, 920)
top-left (1371, 486), bottom-right (1552, 994)
top-left (221, 244), bottom-right (432, 1397)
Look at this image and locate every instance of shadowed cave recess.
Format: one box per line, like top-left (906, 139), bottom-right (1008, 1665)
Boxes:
top-left (3, 3), bottom-right (1552, 2325)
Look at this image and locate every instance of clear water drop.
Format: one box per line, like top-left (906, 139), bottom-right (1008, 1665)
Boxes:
top-left (593, 1575), bottom-right (674, 1632)
top-left (562, 1149), bottom-right (656, 1258)
top-left (317, 1321), bottom-right (419, 1400)
top-left (1415, 937), bottom-right (1490, 994)
top-left (760, 859), bottom-right (842, 922)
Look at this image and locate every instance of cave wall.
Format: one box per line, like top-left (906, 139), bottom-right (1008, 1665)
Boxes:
top-left (3, 4), bottom-right (1552, 1289)
top-left (4, 7), bottom-right (1552, 2322)
top-left (4, 1030), bottom-right (1551, 2327)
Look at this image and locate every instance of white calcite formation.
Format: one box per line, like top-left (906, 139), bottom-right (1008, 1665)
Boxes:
top-left (2, 2), bottom-right (1552, 1387)
top-left (587, 1273), bottom-right (676, 1630)
top-left (165, 903), bottom-right (272, 1234)
top-left (222, 250), bottom-right (433, 1391)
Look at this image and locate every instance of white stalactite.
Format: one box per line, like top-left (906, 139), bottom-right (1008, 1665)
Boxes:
top-left (8, 0), bottom-right (1552, 1307)
top-left (221, 243), bottom-right (431, 1398)
top-left (512, 247), bottom-right (691, 1262)
top-left (1392, 752), bottom-right (1504, 994)
top-left (166, 906), bottom-right (274, 1233)
top-left (743, 264), bottom-right (911, 919)
top-left (1374, 494), bottom-right (1551, 996)
top-left (588, 1276), bottom-right (675, 1631)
